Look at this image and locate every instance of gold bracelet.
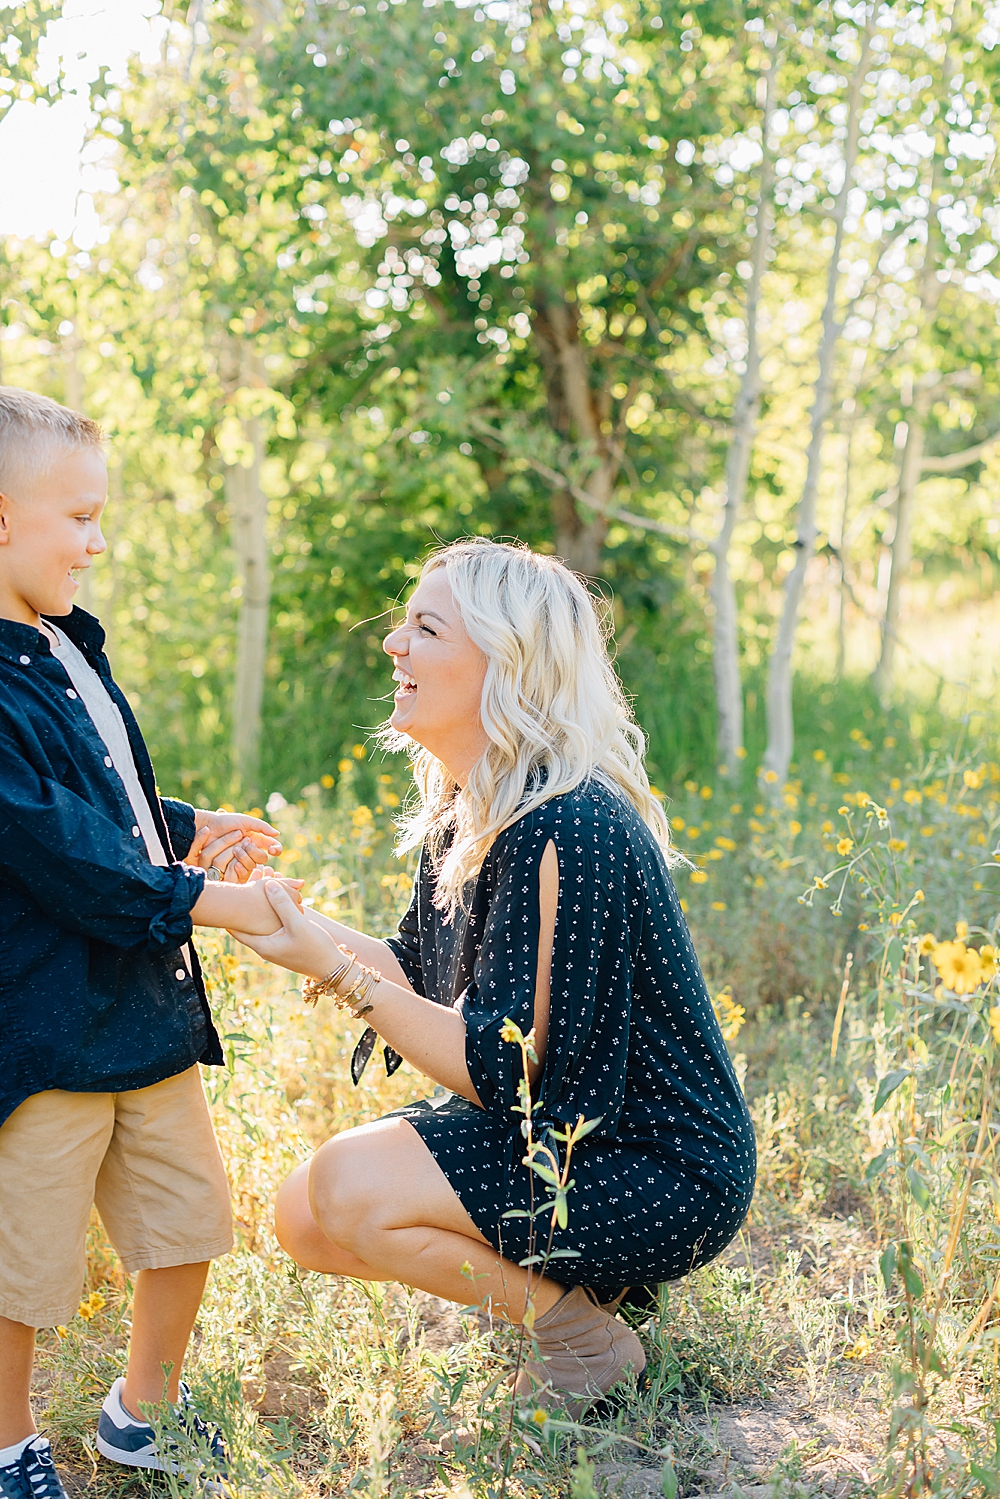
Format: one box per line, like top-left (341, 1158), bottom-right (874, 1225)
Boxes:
top-left (301, 955), bottom-right (353, 1009)
top-left (304, 946), bottom-right (384, 1020)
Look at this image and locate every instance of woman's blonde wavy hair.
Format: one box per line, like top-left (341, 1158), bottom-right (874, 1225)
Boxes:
top-left (384, 538), bottom-right (673, 915)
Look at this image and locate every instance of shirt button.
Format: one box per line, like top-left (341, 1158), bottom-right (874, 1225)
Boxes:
top-left (175, 968), bottom-right (186, 981)
top-left (132, 826), bottom-right (141, 837)
top-left (66, 688), bottom-right (78, 699)
top-left (19, 655), bottom-right (30, 665)
top-left (104, 756), bottom-right (113, 768)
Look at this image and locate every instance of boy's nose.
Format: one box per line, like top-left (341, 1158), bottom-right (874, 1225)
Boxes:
top-left (383, 627), bottom-right (405, 657)
top-left (89, 526), bottom-right (108, 556)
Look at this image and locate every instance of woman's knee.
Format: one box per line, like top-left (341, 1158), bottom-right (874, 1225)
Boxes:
top-left (272, 1162), bottom-right (356, 1273)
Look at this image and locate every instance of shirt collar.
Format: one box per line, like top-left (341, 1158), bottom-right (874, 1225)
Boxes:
top-left (0, 606), bottom-right (106, 665)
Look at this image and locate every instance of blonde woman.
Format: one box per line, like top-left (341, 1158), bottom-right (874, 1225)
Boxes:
top-left (232, 540), bottom-right (755, 1415)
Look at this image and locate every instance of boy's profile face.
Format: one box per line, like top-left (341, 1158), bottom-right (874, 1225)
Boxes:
top-left (0, 446), bottom-right (108, 626)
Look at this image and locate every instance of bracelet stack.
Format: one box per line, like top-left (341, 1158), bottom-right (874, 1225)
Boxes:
top-left (302, 945), bottom-right (383, 1020)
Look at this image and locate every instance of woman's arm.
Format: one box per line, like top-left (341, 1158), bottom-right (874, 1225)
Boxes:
top-left (228, 883), bottom-right (478, 1101)
top-left (304, 908), bottom-right (414, 991)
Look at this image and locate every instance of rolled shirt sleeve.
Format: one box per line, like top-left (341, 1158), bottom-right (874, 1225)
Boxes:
top-left (160, 797), bottom-right (197, 862)
top-left (0, 732), bottom-right (206, 953)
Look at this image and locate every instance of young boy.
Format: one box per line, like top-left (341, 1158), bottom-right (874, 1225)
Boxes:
top-left (0, 388), bottom-right (300, 1499)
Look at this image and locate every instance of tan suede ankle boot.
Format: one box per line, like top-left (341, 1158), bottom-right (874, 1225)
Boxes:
top-left (515, 1286), bottom-right (646, 1419)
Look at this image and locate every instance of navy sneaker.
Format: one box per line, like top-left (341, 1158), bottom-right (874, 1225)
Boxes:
top-left (0, 1438), bottom-right (69, 1499)
top-left (97, 1378), bottom-right (229, 1482)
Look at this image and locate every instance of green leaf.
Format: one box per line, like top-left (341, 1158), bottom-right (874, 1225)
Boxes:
top-left (528, 1162), bottom-right (560, 1186)
top-left (661, 1457), bottom-right (678, 1499)
top-left (865, 1146), bottom-right (892, 1181)
top-left (907, 1166), bottom-right (932, 1211)
top-left (873, 1067), bottom-right (910, 1114)
top-left (880, 1242), bottom-right (897, 1292)
top-left (885, 936), bottom-right (905, 970)
top-left (555, 1191), bottom-right (569, 1229)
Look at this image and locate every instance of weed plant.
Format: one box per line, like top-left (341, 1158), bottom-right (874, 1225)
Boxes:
top-left (32, 733), bottom-right (1000, 1497)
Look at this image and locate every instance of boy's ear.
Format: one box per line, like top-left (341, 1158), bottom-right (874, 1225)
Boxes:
top-left (0, 492), bottom-right (11, 544)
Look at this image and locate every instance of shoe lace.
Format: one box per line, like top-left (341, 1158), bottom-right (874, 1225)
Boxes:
top-left (23, 1445), bottom-right (63, 1499)
top-left (176, 1388), bottom-right (229, 1469)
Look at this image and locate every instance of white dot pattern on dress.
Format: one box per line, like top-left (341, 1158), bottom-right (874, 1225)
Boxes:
top-left (384, 777), bottom-right (757, 1298)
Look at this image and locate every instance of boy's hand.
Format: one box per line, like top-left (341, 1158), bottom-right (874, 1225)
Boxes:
top-left (228, 879), bottom-right (340, 977)
top-left (190, 808), bottom-right (282, 882)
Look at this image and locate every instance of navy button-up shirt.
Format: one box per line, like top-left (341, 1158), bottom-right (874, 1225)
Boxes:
top-left (0, 606), bottom-right (222, 1128)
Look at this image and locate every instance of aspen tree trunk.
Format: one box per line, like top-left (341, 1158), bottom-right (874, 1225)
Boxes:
top-left (710, 48), bottom-right (779, 773)
top-left (227, 348), bottom-right (271, 797)
top-left (873, 380), bottom-right (933, 695)
top-left (873, 50), bottom-right (951, 697)
top-left (762, 17), bottom-right (872, 785)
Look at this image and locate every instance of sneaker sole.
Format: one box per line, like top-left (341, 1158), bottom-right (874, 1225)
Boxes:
top-left (95, 1433), bottom-right (171, 1472)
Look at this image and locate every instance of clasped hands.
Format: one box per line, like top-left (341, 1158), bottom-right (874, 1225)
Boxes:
top-left (186, 808), bottom-right (282, 883)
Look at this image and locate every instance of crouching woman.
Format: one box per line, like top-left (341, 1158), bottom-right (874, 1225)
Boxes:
top-left (231, 539), bottom-right (756, 1415)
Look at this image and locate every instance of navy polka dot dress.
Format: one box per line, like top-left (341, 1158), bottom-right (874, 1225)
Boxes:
top-left (382, 776), bottom-right (756, 1301)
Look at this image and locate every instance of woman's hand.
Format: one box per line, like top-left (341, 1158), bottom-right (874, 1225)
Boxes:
top-left (191, 872), bottom-right (304, 935)
top-left (227, 880), bottom-right (342, 978)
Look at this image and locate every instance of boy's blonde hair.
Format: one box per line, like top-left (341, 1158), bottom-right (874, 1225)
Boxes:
top-left (384, 538), bottom-right (674, 915)
top-left (0, 387), bottom-right (104, 498)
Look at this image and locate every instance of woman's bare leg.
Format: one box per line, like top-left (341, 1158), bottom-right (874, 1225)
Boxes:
top-left (274, 1117), bottom-right (564, 1322)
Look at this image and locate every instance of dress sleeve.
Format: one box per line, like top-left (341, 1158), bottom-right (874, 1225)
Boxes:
top-left (463, 805), bottom-right (637, 1136)
top-left (384, 864), bottom-right (426, 997)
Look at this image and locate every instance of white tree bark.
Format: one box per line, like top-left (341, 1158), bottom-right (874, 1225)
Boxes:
top-left (227, 348), bottom-right (271, 795)
top-left (710, 47), bottom-right (779, 773)
top-left (873, 47), bottom-right (953, 698)
top-left (762, 16), bottom-right (872, 785)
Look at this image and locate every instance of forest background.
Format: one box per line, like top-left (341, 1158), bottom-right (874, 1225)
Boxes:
top-left (2, 0), bottom-right (999, 808)
top-left (5, 1), bottom-right (1000, 1493)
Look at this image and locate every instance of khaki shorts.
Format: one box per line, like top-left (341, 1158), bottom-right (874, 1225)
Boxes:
top-left (0, 1067), bottom-right (233, 1328)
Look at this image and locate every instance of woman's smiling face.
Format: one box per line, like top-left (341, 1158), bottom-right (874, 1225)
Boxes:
top-left (383, 568), bottom-right (488, 782)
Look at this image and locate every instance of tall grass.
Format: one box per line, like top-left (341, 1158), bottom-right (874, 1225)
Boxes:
top-left (34, 735), bottom-right (1000, 1497)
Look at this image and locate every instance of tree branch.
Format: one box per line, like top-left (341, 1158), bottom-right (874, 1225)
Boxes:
top-left (920, 432), bottom-right (1000, 473)
top-left (468, 417), bottom-right (696, 542)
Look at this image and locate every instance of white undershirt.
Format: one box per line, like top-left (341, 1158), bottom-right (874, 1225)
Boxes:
top-left (50, 626), bottom-right (168, 868)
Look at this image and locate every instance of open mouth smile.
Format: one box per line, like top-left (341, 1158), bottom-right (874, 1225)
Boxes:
top-left (393, 669), bottom-right (417, 698)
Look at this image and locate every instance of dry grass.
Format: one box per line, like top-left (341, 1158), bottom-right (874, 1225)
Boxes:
top-left (31, 743), bottom-right (1000, 1498)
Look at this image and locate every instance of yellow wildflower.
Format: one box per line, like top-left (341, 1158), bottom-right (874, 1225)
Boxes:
top-left (843, 1332), bottom-right (872, 1361)
top-left (932, 941), bottom-right (983, 995)
top-left (920, 826), bottom-right (934, 838)
top-left (965, 769), bottom-right (983, 789)
top-left (713, 990), bottom-right (746, 1041)
top-left (671, 816), bottom-right (685, 831)
top-left (715, 836), bottom-right (737, 851)
top-left (822, 820), bottom-right (834, 834)
top-left (990, 1008), bottom-right (1000, 1046)
top-left (837, 838), bottom-right (854, 856)
top-left (700, 786), bottom-right (712, 799)
top-left (814, 877), bottom-right (828, 889)
top-left (838, 805), bottom-right (850, 816)
top-left (711, 901), bottom-right (727, 911)
top-left (956, 921), bottom-right (968, 940)
top-left (980, 946), bottom-right (997, 981)
top-left (338, 758), bottom-right (352, 774)
top-left (888, 838), bottom-right (907, 852)
top-left (813, 749), bottom-right (826, 762)
top-left (917, 933), bottom-right (937, 955)
top-left (690, 869), bottom-right (708, 884)
top-left (499, 1018), bottom-right (522, 1045)
top-left (903, 789), bottom-right (922, 805)
top-left (55, 1326), bottom-right (68, 1339)
top-left (789, 820), bottom-right (802, 836)
top-left (320, 773), bottom-right (335, 788)
top-left (532, 1408), bottom-right (548, 1426)
top-left (352, 743), bottom-right (366, 758)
